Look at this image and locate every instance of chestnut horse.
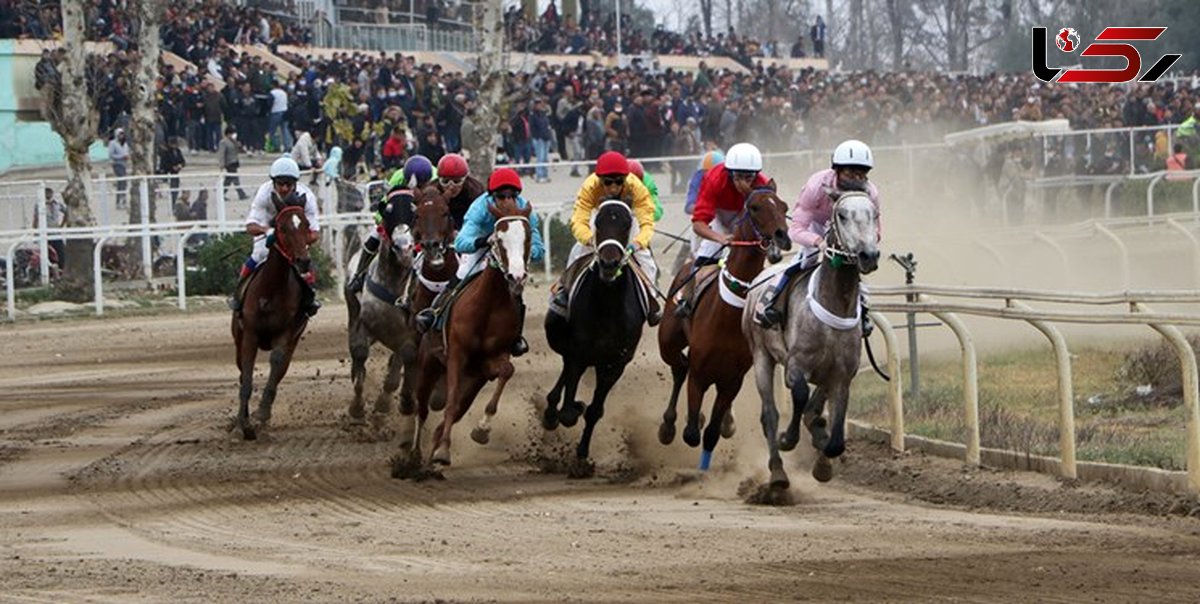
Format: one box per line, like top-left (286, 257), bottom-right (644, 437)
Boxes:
top-left (395, 183), bottom-right (459, 449)
top-left (231, 202), bottom-right (313, 440)
top-left (543, 199), bottom-right (644, 477)
top-left (657, 183), bottom-right (791, 469)
top-left (397, 197), bottom-right (532, 475)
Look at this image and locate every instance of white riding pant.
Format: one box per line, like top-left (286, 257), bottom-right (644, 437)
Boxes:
top-left (694, 218), bottom-right (732, 261)
top-left (566, 242), bottom-right (658, 285)
top-left (455, 250), bottom-right (485, 281)
top-left (250, 235), bottom-right (270, 265)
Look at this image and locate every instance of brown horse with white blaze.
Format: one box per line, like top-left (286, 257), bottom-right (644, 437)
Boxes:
top-left (657, 183), bottom-right (791, 470)
top-left (399, 197), bottom-right (532, 475)
top-left (231, 203), bottom-right (313, 440)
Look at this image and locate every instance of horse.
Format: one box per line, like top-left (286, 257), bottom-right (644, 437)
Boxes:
top-left (396, 197), bottom-right (532, 476)
top-left (742, 191), bottom-right (880, 489)
top-left (657, 183), bottom-right (792, 470)
top-left (543, 199), bottom-right (644, 477)
top-left (394, 183), bottom-right (458, 449)
top-left (344, 188), bottom-right (418, 435)
top-left (230, 201), bottom-right (313, 440)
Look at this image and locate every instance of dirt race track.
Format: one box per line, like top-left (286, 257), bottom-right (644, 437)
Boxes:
top-left (4, 295), bottom-right (1200, 603)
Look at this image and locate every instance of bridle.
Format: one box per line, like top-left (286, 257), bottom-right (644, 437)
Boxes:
top-left (487, 215), bottom-right (532, 273)
top-left (823, 192), bottom-right (866, 266)
top-left (271, 205), bottom-right (308, 265)
top-left (589, 199), bottom-right (635, 275)
top-left (728, 187), bottom-right (781, 251)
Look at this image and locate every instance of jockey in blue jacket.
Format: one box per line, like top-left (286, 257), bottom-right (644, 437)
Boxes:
top-left (415, 168), bottom-right (544, 356)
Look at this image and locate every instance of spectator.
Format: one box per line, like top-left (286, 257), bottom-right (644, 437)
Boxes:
top-left (158, 137), bottom-right (187, 204)
top-left (381, 126), bottom-right (408, 171)
top-left (268, 81), bottom-right (292, 153)
top-left (108, 128), bottom-right (131, 209)
top-left (218, 126), bottom-right (249, 201)
top-left (292, 129), bottom-right (324, 184)
top-left (530, 98), bottom-right (554, 183)
top-left (811, 16), bottom-right (826, 58)
top-left (1166, 142), bottom-right (1191, 180)
top-left (32, 187), bottom-right (68, 267)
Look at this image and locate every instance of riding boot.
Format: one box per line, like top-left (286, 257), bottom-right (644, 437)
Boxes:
top-left (511, 299), bottom-right (529, 357)
top-left (227, 262), bottom-right (254, 312)
top-left (674, 256), bottom-right (717, 319)
top-left (861, 302), bottom-right (874, 338)
top-left (347, 247), bottom-right (378, 294)
top-left (301, 270), bottom-right (321, 317)
top-left (756, 262), bottom-right (805, 329)
top-left (415, 275), bottom-right (459, 333)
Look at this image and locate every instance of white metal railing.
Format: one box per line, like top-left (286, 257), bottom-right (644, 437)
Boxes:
top-left (868, 285), bottom-right (1200, 494)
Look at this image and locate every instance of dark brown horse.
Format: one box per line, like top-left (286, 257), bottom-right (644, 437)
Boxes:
top-left (395, 183), bottom-right (459, 449)
top-left (231, 203), bottom-right (313, 440)
top-left (657, 183), bottom-right (791, 470)
top-left (396, 197), bottom-right (532, 475)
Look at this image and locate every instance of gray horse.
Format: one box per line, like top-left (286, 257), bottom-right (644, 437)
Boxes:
top-left (742, 192), bottom-right (880, 489)
top-left (345, 191), bottom-right (418, 434)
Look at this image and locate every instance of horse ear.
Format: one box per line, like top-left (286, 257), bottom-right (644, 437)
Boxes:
top-left (488, 199), bottom-right (502, 219)
top-left (520, 201), bottom-right (532, 217)
top-left (767, 178), bottom-right (778, 192)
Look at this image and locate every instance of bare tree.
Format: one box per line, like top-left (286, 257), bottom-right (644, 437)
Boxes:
top-left (885, 0), bottom-right (908, 69)
top-left (699, 0), bottom-right (715, 37)
top-left (127, 0), bottom-right (163, 229)
top-left (464, 0), bottom-right (507, 177)
top-left (51, 0), bottom-right (98, 286)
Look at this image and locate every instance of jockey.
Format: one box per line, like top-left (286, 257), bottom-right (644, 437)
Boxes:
top-left (348, 154), bottom-right (437, 293)
top-left (228, 155), bottom-right (322, 316)
top-left (414, 168), bottom-right (544, 356)
top-left (674, 142), bottom-right (769, 318)
top-left (626, 159), bottom-right (664, 222)
top-left (685, 150), bottom-right (724, 216)
top-left (755, 139), bottom-right (881, 330)
top-left (435, 153), bottom-right (487, 229)
top-left (551, 150), bottom-right (662, 326)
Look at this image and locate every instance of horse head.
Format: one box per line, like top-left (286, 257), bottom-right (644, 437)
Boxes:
top-left (380, 188), bottom-right (417, 266)
top-left (744, 179), bottom-right (792, 263)
top-left (273, 205), bottom-right (312, 274)
top-left (827, 191), bottom-right (880, 274)
top-left (413, 184), bottom-right (454, 269)
top-left (487, 196), bottom-right (533, 297)
top-left (592, 199), bottom-right (634, 283)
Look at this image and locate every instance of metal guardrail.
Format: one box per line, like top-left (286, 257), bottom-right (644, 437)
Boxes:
top-left (869, 285), bottom-right (1200, 494)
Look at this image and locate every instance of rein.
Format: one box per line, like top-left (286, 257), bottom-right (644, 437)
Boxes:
top-left (271, 206), bottom-right (308, 265)
top-left (487, 215), bottom-right (531, 271)
top-left (728, 187), bottom-right (779, 249)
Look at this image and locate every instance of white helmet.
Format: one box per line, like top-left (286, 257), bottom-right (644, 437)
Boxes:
top-left (724, 142), bottom-right (763, 171)
top-left (269, 156), bottom-right (301, 180)
top-left (831, 139), bottom-right (874, 170)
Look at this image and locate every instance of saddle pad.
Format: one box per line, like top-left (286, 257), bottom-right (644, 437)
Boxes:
top-left (551, 253), bottom-right (655, 321)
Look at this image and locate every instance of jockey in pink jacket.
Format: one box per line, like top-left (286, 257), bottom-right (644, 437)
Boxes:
top-left (755, 139), bottom-right (880, 330)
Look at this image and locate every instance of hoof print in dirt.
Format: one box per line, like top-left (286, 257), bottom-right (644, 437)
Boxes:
top-left (390, 453), bottom-right (444, 481)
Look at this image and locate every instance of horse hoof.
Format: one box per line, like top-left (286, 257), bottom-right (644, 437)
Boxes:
top-left (347, 405), bottom-right (366, 422)
top-left (241, 425), bottom-right (257, 441)
top-left (471, 426), bottom-right (491, 445)
top-left (657, 422), bottom-right (676, 445)
top-left (431, 446), bottom-right (452, 466)
top-left (779, 430), bottom-right (799, 452)
top-left (769, 468), bottom-right (791, 490)
top-left (720, 413), bottom-right (736, 439)
top-left (567, 457), bottom-right (595, 479)
top-left (682, 426), bottom-right (701, 448)
top-left (559, 401), bottom-right (585, 428)
top-left (430, 394), bottom-right (447, 412)
top-left (812, 455), bottom-right (834, 483)
top-left (390, 451), bottom-right (422, 479)
top-left (542, 407), bottom-right (560, 431)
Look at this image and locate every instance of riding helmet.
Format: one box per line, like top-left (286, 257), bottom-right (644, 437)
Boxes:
top-left (626, 159), bottom-right (645, 180)
top-left (595, 151), bottom-right (629, 177)
top-left (831, 139), bottom-right (874, 170)
top-left (724, 143), bottom-right (763, 172)
top-left (436, 153), bottom-right (469, 179)
top-left (269, 156), bottom-right (301, 180)
top-left (488, 168), bottom-right (523, 193)
top-left (403, 155), bottom-right (435, 186)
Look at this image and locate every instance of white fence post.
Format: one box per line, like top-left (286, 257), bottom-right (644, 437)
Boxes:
top-left (870, 311), bottom-right (905, 453)
top-left (1008, 299), bottom-right (1077, 480)
top-left (36, 180), bottom-right (49, 285)
top-left (1093, 223), bottom-right (1130, 288)
top-left (140, 177), bottom-right (152, 281)
top-left (93, 235), bottom-right (109, 316)
top-left (1134, 303), bottom-right (1200, 493)
top-left (921, 293), bottom-right (980, 467)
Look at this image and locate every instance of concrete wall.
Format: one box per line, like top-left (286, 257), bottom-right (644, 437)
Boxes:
top-left (0, 40), bottom-right (108, 174)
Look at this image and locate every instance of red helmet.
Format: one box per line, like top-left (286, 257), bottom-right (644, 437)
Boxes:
top-left (488, 168), bottom-right (523, 193)
top-left (627, 159), bottom-right (645, 180)
top-left (596, 151), bottom-right (629, 176)
top-left (437, 153), bottom-right (469, 178)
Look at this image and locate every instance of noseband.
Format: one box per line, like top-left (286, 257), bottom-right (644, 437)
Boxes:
top-left (488, 215), bottom-right (531, 271)
top-left (729, 187), bottom-right (780, 250)
top-left (272, 206), bottom-right (308, 264)
top-left (823, 193), bottom-right (867, 266)
top-left (589, 200), bottom-right (635, 274)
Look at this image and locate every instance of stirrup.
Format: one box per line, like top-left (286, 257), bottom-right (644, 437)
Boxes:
top-left (647, 306), bottom-right (663, 327)
top-left (861, 312), bottom-right (874, 338)
top-left (755, 305), bottom-right (782, 329)
top-left (673, 298), bottom-right (690, 318)
top-left (511, 336), bottom-right (529, 357)
top-left (227, 295), bottom-right (242, 312)
top-left (415, 308), bottom-right (436, 333)
top-left (348, 271), bottom-right (366, 293)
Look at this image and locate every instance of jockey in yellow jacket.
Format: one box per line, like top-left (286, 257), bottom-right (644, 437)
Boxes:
top-left (552, 150), bottom-right (662, 325)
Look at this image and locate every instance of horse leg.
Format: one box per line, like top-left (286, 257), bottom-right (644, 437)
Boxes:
top-left (813, 384), bottom-right (850, 483)
top-left (575, 363), bottom-right (625, 465)
top-left (753, 355), bottom-right (789, 489)
top-left (430, 355), bottom-right (479, 466)
top-left (347, 326), bottom-right (370, 422)
top-left (371, 350), bottom-right (404, 434)
top-left (254, 338), bottom-right (298, 436)
top-left (779, 380), bottom-right (809, 452)
top-left (681, 374), bottom-right (707, 449)
top-left (236, 337), bottom-right (258, 440)
top-left (398, 356), bottom-right (418, 415)
top-left (700, 377), bottom-right (743, 471)
top-left (472, 361), bottom-right (514, 445)
top-left (658, 362), bottom-right (687, 445)
top-left (556, 360), bottom-right (587, 429)
top-left (542, 361), bottom-right (569, 431)
top-left (802, 387), bottom-right (830, 452)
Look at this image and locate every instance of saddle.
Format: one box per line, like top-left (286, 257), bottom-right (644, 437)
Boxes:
top-left (233, 260), bottom-right (315, 316)
top-left (670, 263), bottom-right (721, 307)
top-left (550, 252), bottom-right (657, 321)
top-left (753, 263), bottom-right (819, 324)
top-left (430, 267), bottom-right (484, 333)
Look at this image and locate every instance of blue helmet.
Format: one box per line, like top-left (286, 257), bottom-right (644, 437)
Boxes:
top-left (403, 155), bottom-right (434, 187)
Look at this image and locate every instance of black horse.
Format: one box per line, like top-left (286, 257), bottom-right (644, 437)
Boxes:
top-left (543, 200), bottom-right (645, 477)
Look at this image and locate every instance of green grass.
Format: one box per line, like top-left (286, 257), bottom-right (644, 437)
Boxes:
top-left (851, 344), bottom-right (1190, 470)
